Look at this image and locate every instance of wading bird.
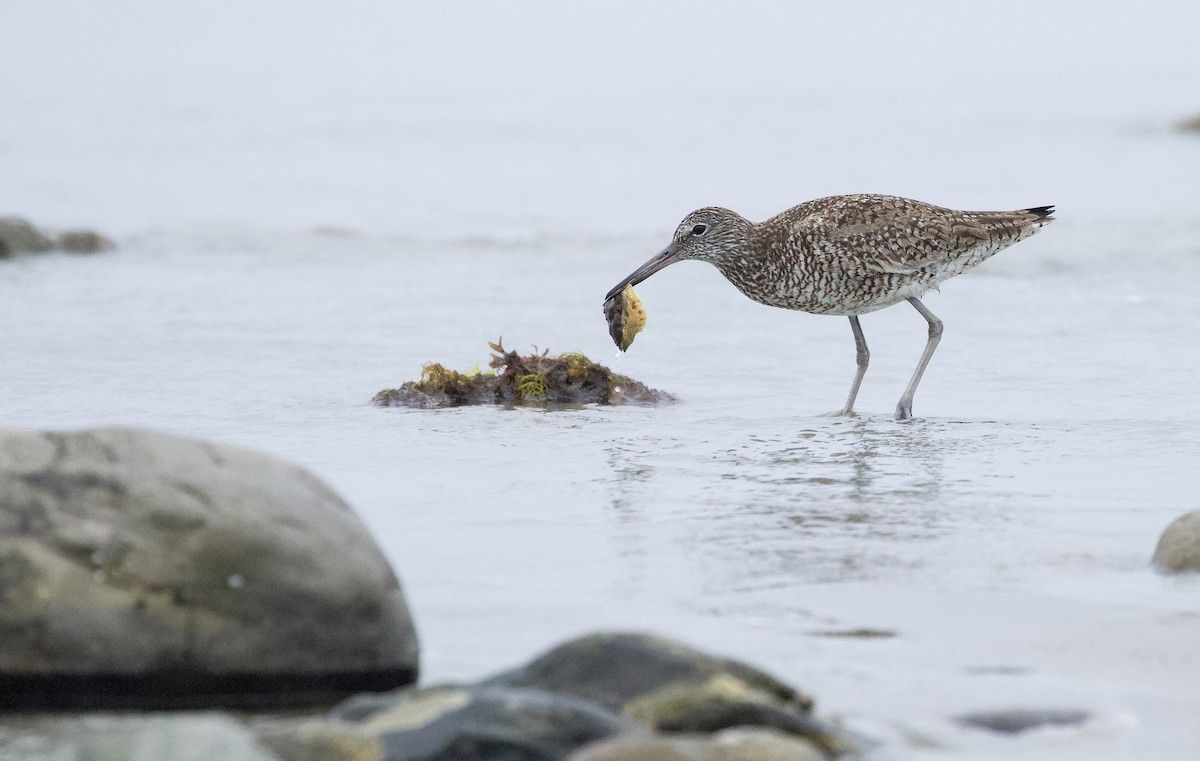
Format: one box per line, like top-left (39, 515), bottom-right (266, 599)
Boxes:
top-left (605, 194), bottom-right (1053, 420)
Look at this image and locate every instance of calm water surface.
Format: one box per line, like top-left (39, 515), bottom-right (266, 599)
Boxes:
top-left (3, 3), bottom-right (1200, 759)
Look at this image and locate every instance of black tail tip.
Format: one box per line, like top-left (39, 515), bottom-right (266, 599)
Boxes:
top-left (1025, 205), bottom-right (1055, 218)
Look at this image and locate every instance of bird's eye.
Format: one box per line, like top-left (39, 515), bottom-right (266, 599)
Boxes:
top-left (691, 224), bottom-right (709, 236)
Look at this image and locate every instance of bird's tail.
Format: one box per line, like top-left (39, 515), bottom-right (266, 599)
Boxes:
top-left (1023, 205), bottom-right (1055, 222)
top-left (969, 205), bottom-right (1055, 245)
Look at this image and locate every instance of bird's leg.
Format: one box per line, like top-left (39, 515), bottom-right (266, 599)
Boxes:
top-left (895, 297), bottom-right (943, 420)
top-left (840, 315), bottom-right (869, 415)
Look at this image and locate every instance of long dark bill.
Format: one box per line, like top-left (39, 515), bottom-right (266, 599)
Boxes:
top-left (604, 242), bottom-right (681, 301)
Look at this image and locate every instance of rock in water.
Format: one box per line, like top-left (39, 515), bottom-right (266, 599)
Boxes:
top-left (1153, 510), bottom-right (1200, 573)
top-left (954, 708), bottom-right (1090, 734)
top-left (0, 217), bottom-right (55, 254)
top-left (602, 286), bottom-right (647, 352)
top-left (484, 632), bottom-right (854, 756)
top-left (56, 229), bottom-right (115, 252)
top-left (0, 426), bottom-right (419, 710)
top-left (0, 218), bottom-right (113, 256)
top-left (331, 684), bottom-right (638, 761)
top-left (1177, 113), bottom-right (1200, 133)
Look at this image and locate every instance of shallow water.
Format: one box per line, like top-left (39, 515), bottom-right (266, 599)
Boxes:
top-left (4, 2), bottom-right (1200, 759)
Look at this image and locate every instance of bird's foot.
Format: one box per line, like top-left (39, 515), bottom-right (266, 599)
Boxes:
top-left (820, 407), bottom-right (859, 418)
top-left (894, 402), bottom-right (913, 421)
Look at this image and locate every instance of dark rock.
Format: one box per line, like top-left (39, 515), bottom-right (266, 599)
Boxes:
top-left (568, 727), bottom-right (826, 761)
top-left (1153, 510), bottom-right (1200, 573)
top-left (373, 341), bottom-right (673, 408)
top-left (485, 633), bottom-right (853, 756)
top-left (954, 708), bottom-right (1090, 734)
top-left (1178, 114), bottom-right (1200, 133)
top-left (0, 218), bottom-right (55, 254)
top-left (0, 426), bottom-right (419, 710)
top-left (331, 684), bottom-right (639, 761)
top-left (487, 632), bottom-right (810, 716)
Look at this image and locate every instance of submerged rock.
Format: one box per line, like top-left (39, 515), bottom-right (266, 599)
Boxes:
top-left (1153, 509), bottom-right (1200, 573)
top-left (0, 217), bottom-right (113, 257)
top-left (373, 340), bottom-right (673, 408)
top-left (331, 684), bottom-right (639, 761)
top-left (0, 426), bottom-right (419, 710)
top-left (568, 727), bottom-right (827, 761)
top-left (485, 632), bottom-right (853, 756)
top-left (954, 707), bottom-right (1090, 734)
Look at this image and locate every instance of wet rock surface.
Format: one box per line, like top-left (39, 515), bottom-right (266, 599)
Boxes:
top-left (331, 684), bottom-right (639, 761)
top-left (0, 426), bottom-right (418, 710)
top-left (373, 341), bottom-right (673, 408)
top-left (1152, 509), bottom-right (1200, 573)
top-left (486, 632), bottom-right (852, 756)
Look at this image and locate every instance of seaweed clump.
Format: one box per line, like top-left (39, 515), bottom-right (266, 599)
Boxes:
top-left (372, 340), bottom-right (674, 409)
top-left (603, 285), bottom-right (647, 351)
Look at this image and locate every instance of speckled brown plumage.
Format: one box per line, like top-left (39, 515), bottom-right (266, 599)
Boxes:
top-left (605, 194), bottom-right (1054, 419)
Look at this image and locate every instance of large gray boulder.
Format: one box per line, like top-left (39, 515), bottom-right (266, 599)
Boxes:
top-left (0, 427), bottom-right (418, 709)
top-left (1153, 510), bottom-right (1200, 573)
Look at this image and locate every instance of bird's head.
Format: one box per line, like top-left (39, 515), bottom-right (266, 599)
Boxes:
top-left (605, 207), bottom-right (751, 300)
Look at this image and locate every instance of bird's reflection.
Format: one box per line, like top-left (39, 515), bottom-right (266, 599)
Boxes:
top-left (602, 417), bottom-right (1014, 593)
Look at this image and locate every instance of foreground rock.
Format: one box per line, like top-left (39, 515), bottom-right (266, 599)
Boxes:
top-left (569, 727), bottom-right (826, 761)
top-left (487, 632), bottom-right (853, 756)
top-left (0, 217), bottom-right (113, 258)
top-left (373, 340), bottom-right (673, 408)
top-left (1152, 510), bottom-right (1200, 573)
top-left (254, 718), bottom-right (384, 761)
top-left (0, 426), bottom-right (418, 709)
top-left (0, 714), bottom-right (279, 761)
top-left (331, 684), bottom-right (639, 761)
top-left (0, 713), bottom-right (384, 761)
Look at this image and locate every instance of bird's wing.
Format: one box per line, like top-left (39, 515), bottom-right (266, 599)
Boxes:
top-left (793, 201), bottom-right (992, 275)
